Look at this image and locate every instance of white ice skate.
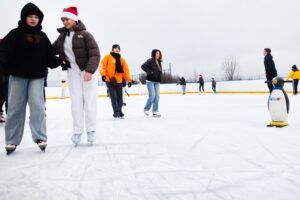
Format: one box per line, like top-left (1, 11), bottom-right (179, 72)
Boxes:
top-left (153, 112), bottom-right (162, 118)
top-left (71, 133), bottom-right (82, 146)
top-left (37, 140), bottom-right (47, 151)
top-left (5, 144), bottom-right (16, 155)
top-left (144, 110), bottom-right (150, 116)
top-left (87, 131), bottom-right (96, 144)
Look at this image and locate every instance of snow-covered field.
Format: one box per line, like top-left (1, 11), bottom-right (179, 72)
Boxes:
top-left (0, 93), bottom-right (300, 200)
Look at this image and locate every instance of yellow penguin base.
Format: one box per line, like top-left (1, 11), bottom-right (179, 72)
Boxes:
top-left (269, 121), bottom-right (288, 127)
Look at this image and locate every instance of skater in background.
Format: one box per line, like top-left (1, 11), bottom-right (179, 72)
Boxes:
top-left (142, 49), bottom-right (162, 117)
top-left (212, 78), bottom-right (217, 93)
top-left (198, 74), bottom-right (205, 94)
top-left (0, 3), bottom-right (61, 154)
top-left (287, 65), bottom-right (300, 95)
top-left (177, 77), bottom-right (186, 95)
top-left (264, 48), bottom-right (278, 93)
top-left (53, 6), bottom-right (100, 145)
top-left (100, 44), bottom-right (132, 118)
top-left (60, 80), bottom-right (68, 99)
top-left (122, 78), bottom-right (130, 106)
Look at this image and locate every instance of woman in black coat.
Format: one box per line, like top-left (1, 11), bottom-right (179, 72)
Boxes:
top-left (0, 3), bottom-right (60, 154)
top-left (141, 49), bottom-right (163, 117)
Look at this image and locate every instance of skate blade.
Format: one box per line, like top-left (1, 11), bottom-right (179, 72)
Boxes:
top-left (38, 144), bottom-right (47, 152)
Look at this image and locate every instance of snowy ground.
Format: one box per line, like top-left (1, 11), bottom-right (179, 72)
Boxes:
top-left (0, 93), bottom-right (300, 200)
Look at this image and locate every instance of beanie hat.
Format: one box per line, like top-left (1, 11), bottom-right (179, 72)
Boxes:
top-left (61, 7), bottom-right (78, 21)
top-left (112, 44), bottom-right (121, 51)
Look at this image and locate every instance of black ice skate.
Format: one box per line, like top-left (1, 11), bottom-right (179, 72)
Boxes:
top-left (5, 144), bottom-right (16, 155)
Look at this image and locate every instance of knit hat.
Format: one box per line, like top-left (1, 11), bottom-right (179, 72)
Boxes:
top-left (61, 7), bottom-right (78, 21)
top-left (112, 44), bottom-right (121, 51)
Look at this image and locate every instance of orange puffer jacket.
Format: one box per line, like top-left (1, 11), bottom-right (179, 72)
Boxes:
top-left (100, 52), bottom-right (131, 84)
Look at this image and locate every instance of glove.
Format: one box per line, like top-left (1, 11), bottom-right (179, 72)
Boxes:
top-left (128, 82), bottom-right (132, 88)
top-left (61, 60), bottom-right (71, 71)
top-left (102, 76), bottom-right (106, 82)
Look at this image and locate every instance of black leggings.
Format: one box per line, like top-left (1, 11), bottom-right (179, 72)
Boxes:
top-left (293, 79), bottom-right (299, 95)
top-left (199, 83), bottom-right (204, 92)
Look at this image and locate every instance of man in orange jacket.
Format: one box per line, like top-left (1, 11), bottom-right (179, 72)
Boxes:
top-left (100, 44), bottom-right (132, 118)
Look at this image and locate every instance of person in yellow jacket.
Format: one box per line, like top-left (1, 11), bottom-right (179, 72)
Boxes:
top-left (100, 44), bottom-right (132, 118)
top-left (287, 65), bottom-right (300, 95)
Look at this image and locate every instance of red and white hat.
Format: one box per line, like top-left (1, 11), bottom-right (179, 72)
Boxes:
top-left (61, 7), bottom-right (78, 21)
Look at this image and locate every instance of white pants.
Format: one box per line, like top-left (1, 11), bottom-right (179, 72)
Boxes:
top-left (67, 64), bottom-right (97, 134)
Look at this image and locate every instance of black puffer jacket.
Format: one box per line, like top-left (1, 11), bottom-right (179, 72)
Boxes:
top-left (141, 58), bottom-right (162, 82)
top-left (0, 3), bottom-right (60, 79)
top-left (53, 21), bottom-right (100, 74)
top-left (264, 54), bottom-right (278, 80)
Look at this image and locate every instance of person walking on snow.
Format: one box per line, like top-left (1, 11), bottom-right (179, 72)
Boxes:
top-left (53, 6), bottom-right (100, 145)
top-left (198, 74), bottom-right (205, 94)
top-left (100, 44), bottom-right (132, 118)
top-left (0, 3), bottom-right (61, 154)
top-left (142, 49), bottom-right (163, 117)
top-left (264, 48), bottom-right (278, 93)
top-left (287, 65), bottom-right (300, 95)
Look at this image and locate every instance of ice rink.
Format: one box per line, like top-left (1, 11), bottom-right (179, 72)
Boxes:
top-left (0, 93), bottom-right (299, 200)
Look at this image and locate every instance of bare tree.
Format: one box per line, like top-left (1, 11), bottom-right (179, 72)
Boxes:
top-left (222, 57), bottom-right (241, 81)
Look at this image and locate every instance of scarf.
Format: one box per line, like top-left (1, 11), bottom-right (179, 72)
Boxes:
top-left (111, 52), bottom-right (123, 73)
top-left (18, 20), bottom-right (42, 44)
top-left (18, 20), bottom-right (42, 34)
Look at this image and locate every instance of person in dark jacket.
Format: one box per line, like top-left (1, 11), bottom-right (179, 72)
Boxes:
top-left (177, 77), bottom-right (186, 95)
top-left (198, 74), bottom-right (205, 94)
top-left (53, 6), bottom-right (100, 145)
top-left (0, 3), bottom-right (61, 154)
top-left (264, 48), bottom-right (278, 93)
top-left (211, 78), bottom-right (217, 94)
top-left (142, 49), bottom-right (163, 117)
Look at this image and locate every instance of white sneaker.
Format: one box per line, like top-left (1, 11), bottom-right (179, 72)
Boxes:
top-left (71, 133), bottom-right (82, 145)
top-left (153, 112), bottom-right (162, 118)
top-left (144, 110), bottom-right (150, 116)
top-left (87, 131), bottom-right (96, 144)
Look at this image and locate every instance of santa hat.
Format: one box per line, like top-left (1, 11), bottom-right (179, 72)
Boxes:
top-left (61, 7), bottom-right (78, 21)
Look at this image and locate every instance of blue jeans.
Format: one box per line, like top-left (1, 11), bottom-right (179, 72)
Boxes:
top-left (5, 76), bottom-right (47, 145)
top-left (144, 81), bottom-right (160, 112)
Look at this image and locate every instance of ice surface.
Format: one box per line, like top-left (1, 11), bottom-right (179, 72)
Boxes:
top-left (0, 93), bottom-right (299, 200)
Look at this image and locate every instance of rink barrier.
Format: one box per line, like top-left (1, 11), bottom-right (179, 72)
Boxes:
top-left (45, 91), bottom-right (294, 100)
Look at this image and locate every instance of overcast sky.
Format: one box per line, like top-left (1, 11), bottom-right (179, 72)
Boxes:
top-left (1, 0), bottom-right (300, 81)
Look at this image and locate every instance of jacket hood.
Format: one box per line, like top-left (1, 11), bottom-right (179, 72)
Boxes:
top-left (21, 3), bottom-right (44, 24)
top-left (57, 20), bottom-right (86, 33)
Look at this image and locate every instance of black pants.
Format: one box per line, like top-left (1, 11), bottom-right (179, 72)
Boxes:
top-left (267, 78), bottom-right (274, 93)
top-left (107, 83), bottom-right (123, 115)
top-left (293, 79), bottom-right (299, 95)
top-left (199, 83), bottom-right (204, 92)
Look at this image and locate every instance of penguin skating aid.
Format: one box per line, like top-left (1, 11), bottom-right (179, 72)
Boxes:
top-left (266, 77), bottom-right (292, 128)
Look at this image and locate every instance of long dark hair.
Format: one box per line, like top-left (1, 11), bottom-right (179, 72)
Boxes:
top-left (151, 49), bottom-right (162, 62)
